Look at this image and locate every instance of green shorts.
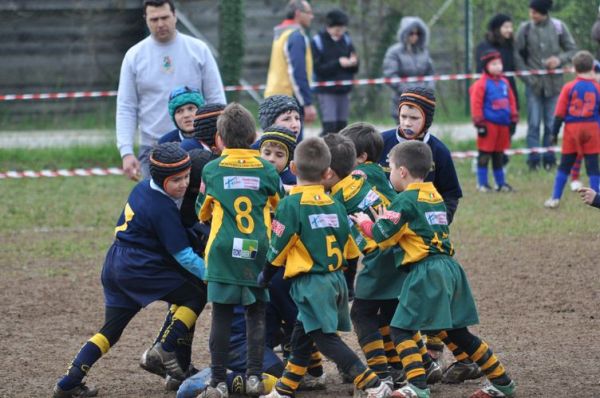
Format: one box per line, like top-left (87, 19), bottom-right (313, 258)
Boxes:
top-left (207, 281), bottom-right (269, 305)
top-left (290, 271), bottom-right (351, 334)
top-left (391, 255), bottom-right (479, 331)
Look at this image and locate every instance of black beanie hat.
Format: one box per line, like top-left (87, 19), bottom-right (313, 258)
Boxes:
top-left (193, 103), bottom-right (226, 148)
top-left (259, 125), bottom-right (298, 167)
top-left (325, 9), bottom-right (349, 27)
top-left (529, 0), bottom-right (553, 15)
top-left (149, 142), bottom-right (191, 191)
top-left (397, 87), bottom-right (436, 137)
top-left (480, 49), bottom-right (502, 73)
top-left (488, 13), bottom-right (511, 32)
top-left (258, 95), bottom-right (300, 131)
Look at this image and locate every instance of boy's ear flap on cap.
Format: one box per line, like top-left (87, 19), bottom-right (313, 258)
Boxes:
top-left (149, 142), bottom-right (192, 190)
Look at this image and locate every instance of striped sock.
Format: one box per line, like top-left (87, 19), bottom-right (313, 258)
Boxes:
top-left (413, 332), bottom-right (433, 368)
top-left (395, 339), bottom-right (427, 390)
top-left (276, 359), bottom-right (308, 395)
top-left (436, 330), bottom-right (470, 362)
top-left (307, 345), bottom-right (324, 377)
top-left (58, 333), bottom-right (109, 390)
top-left (380, 326), bottom-right (402, 369)
top-left (359, 332), bottom-right (389, 378)
top-left (571, 156), bottom-right (582, 181)
top-left (353, 368), bottom-right (379, 390)
top-left (467, 338), bottom-right (511, 386)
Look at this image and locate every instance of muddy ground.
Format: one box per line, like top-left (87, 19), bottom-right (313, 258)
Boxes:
top-left (1, 233), bottom-right (599, 398)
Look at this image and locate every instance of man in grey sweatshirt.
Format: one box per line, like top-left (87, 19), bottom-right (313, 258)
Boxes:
top-left (116, 0), bottom-right (226, 180)
top-left (514, 0), bottom-right (577, 171)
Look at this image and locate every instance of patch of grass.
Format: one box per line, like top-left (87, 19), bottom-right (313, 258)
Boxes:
top-left (0, 143), bottom-right (123, 171)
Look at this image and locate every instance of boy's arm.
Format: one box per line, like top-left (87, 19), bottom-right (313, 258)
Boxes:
top-left (552, 85), bottom-right (571, 143)
top-left (506, 78), bottom-right (519, 122)
top-left (173, 247), bottom-right (206, 280)
top-left (263, 200), bottom-right (299, 282)
top-left (469, 79), bottom-right (485, 126)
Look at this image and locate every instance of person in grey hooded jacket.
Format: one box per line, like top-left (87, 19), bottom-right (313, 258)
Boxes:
top-left (382, 16), bottom-right (435, 122)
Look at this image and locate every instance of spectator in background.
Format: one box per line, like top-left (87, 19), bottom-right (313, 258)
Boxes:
top-left (382, 16), bottom-right (434, 123)
top-left (475, 14), bottom-right (519, 109)
top-left (592, 5), bottom-right (600, 60)
top-left (116, 0), bottom-right (226, 180)
top-left (311, 8), bottom-right (359, 135)
top-left (264, 0), bottom-right (316, 141)
top-left (514, 0), bottom-right (577, 171)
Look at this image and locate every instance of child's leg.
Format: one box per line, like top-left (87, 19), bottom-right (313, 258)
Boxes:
top-left (584, 153), bottom-right (600, 192)
top-left (571, 154), bottom-right (583, 182)
top-left (309, 329), bottom-right (380, 392)
top-left (245, 301), bottom-right (267, 377)
top-left (551, 153), bottom-right (578, 200)
top-left (210, 303), bottom-right (235, 385)
top-left (435, 330), bottom-right (483, 384)
top-left (491, 152), bottom-right (506, 188)
top-left (350, 299), bottom-right (390, 379)
top-left (477, 151), bottom-right (491, 188)
top-left (445, 327), bottom-right (514, 394)
top-left (390, 327), bottom-right (427, 390)
top-left (307, 344), bottom-right (324, 377)
top-left (378, 300), bottom-right (403, 371)
top-left (273, 321), bottom-right (316, 396)
top-left (57, 306), bottom-right (138, 392)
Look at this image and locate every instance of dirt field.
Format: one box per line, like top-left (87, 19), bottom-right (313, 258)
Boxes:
top-left (1, 229), bottom-right (599, 398)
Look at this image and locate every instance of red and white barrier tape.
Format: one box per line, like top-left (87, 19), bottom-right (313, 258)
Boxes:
top-left (0, 68), bottom-right (572, 102)
top-left (1, 147), bottom-right (560, 179)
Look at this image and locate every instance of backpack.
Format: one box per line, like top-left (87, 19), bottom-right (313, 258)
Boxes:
top-left (518, 18), bottom-right (564, 63)
top-left (312, 32), bottom-right (352, 54)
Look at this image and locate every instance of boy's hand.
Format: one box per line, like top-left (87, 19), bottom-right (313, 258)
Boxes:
top-left (509, 122), bottom-right (517, 136)
top-left (578, 187), bottom-right (597, 205)
top-left (349, 211), bottom-right (370, 226)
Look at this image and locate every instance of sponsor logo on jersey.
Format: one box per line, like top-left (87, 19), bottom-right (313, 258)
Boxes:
top-left (425, 211), bottom-right (448, 225)
top-left (381, 210), bottom-right (401, 224)
top-left (271, 219), bottom-right (286, 237)
top-left (308, 213), bottom-right (339, 229)
top-left (351, 169), bottom-right (367, 178)
top-left (232, 238), bottom-right (258, 259)
top-left (223, 176), bottom-right (260, 190)
top-left (358, 190), bottom-right (380, 210)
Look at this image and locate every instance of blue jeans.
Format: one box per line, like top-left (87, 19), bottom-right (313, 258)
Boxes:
top-left (526, 86), bottom-right (558, 167)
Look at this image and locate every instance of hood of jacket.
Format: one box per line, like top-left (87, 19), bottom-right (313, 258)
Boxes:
top-left (397, 16), bottom-right (429, 51)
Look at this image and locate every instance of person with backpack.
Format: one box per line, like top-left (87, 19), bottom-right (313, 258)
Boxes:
top-left (311, 8), bottom-right (359, 135)
top-left (514, 0), bottom-right (577, 171)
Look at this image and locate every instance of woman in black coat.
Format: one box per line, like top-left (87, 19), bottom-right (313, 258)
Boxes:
top-left (475, 14), bottom-right (519, 108)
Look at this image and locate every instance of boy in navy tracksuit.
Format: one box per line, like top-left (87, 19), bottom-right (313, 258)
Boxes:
top-left (159, 86), bottom-right (205, 144)
top-left (378, 87), bottom-right (462, 225)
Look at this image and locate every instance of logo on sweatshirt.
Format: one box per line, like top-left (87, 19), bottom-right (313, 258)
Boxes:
top-left (162, 56), bottom-right (173, 73)
top-left (308, 214), bottom-right (339, 229)
top-left (271, 219), bottom-right (286, 237)
top-left (358, 190), bottom-right (380, 210)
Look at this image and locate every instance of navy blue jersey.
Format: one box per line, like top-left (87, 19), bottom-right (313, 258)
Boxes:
top-left (181, 138), bottom-right (211, 152)
top-left (158, 128), bottom-right (184, 144)
top-left (251, 140), bottom-right (297, 185)
top-left (114, 180), bottom-right (190, 265)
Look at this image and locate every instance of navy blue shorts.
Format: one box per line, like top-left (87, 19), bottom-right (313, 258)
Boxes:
top-left (101, 243), bottom-right (188, 310)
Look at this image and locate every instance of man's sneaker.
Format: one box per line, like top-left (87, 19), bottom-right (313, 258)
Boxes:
top-left (495, 184), bottom-right (514, 193)
top-left (53, 382), bottom-right (98, 398)
top-left (298, 373), bottom-right (327, 390)
top-left (246, 375), bottom-right (265, 396)
top-left (570, 179), bottom-right (583, 191)
top-left (441, 361), bottom-right (483, 384)
top-left (425, 361), bottom-right (442, 384)
top-left (544, 198), bottom-right (560, 209)
top-left (469, 380), bottom-right (516, 398)
top-left (143, 343), bottom-right (186, 380)
top-left (260, 388), bottom-right (292, 398)
top-left (391, 383), bottom-right (430, 398)
top-left (140, 345), bottom-right (166, 378)
top-left (477, 184), bottom-right (493, 193)
top-left (199, 382), bottom-right (230, 398)
top-left (362, 381), bottom-right (392, 398)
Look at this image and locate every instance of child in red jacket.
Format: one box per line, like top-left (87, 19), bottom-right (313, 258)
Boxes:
top-left (470, 49), bottom-right (518, 192)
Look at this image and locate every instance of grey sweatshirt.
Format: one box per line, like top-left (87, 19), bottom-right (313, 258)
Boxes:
top-left (116, 31), bottom-right (226, 157)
